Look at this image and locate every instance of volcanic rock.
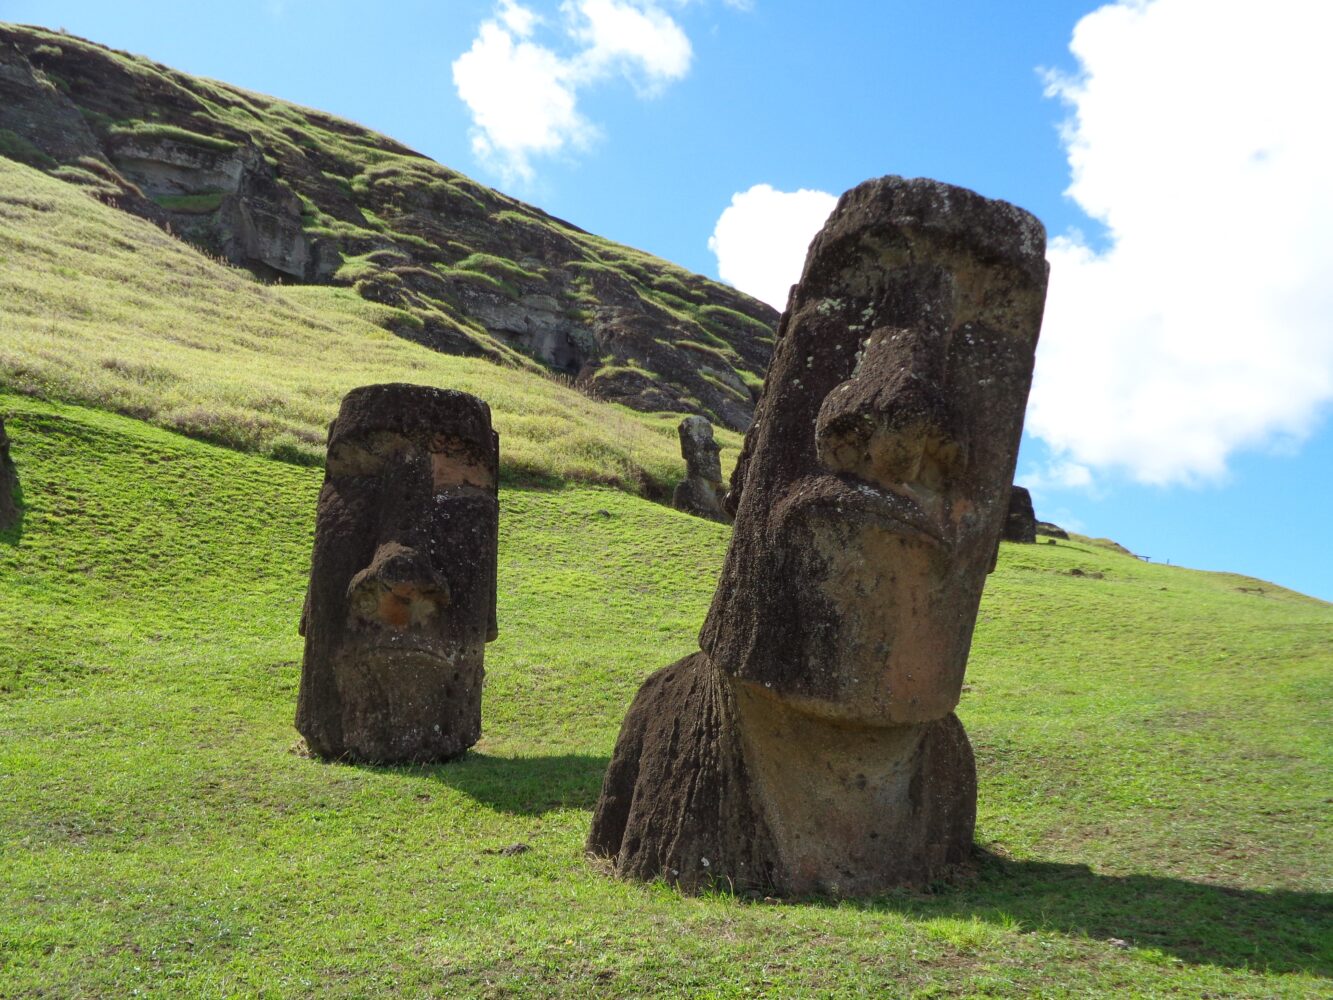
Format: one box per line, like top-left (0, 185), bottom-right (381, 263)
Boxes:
top-left (671, 416), bottom-right (730, 524)
top-left (1003, 485), bottom-right (1037, 543)
top-left (296, 384), bottom-right (500, 763)
top-left (588, 176), bottom-right (1049, 894)
top-left (0, 25), bottom-right (778, 430)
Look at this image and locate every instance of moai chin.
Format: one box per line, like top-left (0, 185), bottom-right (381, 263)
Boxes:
top-left (0, 416), bottom-right (17, 532)
top-left (671, 415), bottom-right (732, 524)
top-left (588, 177), bottom-right (1048, 895)
top-left (296, 384), bottom-right (500, 763)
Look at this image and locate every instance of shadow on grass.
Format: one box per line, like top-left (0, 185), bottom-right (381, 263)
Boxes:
top-left (864, 849), bottom-right (1332, 977)
top-left (0, 468), bottom-right (23, 546)
top-left (423, 752), bottom-right (610, 815)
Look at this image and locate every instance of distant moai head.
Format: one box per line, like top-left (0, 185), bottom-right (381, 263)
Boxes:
top-left (296, 384), bottom-right (499, 763)
top-left (700, 177), bottom-right (1048, 726)
top-left (1004, 485), bottom-right (1038, 544)
top-left (678, 415), bottom-right (723, 483)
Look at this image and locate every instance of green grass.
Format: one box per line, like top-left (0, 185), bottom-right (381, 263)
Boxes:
top-left (0, 129), bottom-right (56, 169)
top-left (0, 157), bottom-right (744, 492)
top-left (151, 191), bottom-right (225, 214)
top-left (2, 20), bottom-right (778, 431)
top-left (106, 121), bottom-right (239, 153)
top-left (0, 393), bottom-right (1328, 998)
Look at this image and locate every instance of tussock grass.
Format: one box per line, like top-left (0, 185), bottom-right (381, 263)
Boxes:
top-left (107, 121), bottom-right (239, 152)
top-left (0, 158), bottom-right (742, 490)
top-left (0, 395), bottom-right (1328, 996)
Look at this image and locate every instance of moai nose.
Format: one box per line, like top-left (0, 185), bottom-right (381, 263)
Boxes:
top-left (815, 329), bottom-right (965, 491)
top-left (346, 542), bottom-right (451, 629)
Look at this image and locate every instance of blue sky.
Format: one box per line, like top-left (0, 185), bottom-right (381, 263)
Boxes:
top-left (6, 0), bottom-right (1332, 600)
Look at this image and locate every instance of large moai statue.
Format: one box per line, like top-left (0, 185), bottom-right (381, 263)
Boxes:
top-left (0, 417), bottom-right (17, 532)
top-left (672, 415), bottom-right (731, 524)
top-left (588, 177), bottom-right (1048, 895)
top-left (296, 384), bottom-right (500, 763)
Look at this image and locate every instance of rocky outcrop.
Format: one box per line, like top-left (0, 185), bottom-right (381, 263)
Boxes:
top-left (1036, 521), bottom-right (1069, 540)
top-left (296, 384), bottom-right (500, 763)
top-left (104, 130), bottom-right (333, 280)
top-left (0, 416), bottom-right (17, 531)
top-left (588, 176), bottom-right (1049, 895)
top-left (0, 25), bottom-right (778, 430)
top-left (671, 416), bottom-right (730, 523)
top-left (1003, 485), bottom-right (1037, 543)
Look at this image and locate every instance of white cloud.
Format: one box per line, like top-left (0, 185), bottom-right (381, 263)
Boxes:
top-left (498, 0), bottom-right (541, 36)
top-left (451, 1), bottom-right (698, 182)
top-left (452, 19), bottom-right (592, 181)
top-left (708, 184), bottom-right (837, 310)
top-left (568, 0), bottom-right (692, 89)
top-left (1030, 0), bottom-right (1333, 486)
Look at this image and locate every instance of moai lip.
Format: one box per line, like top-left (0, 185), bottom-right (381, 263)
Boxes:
top-left (671, 415), bottom-right (731, 524)
top-left (589, 176), bottom-right (1048, 894)
top-left (296, 384), bottom-right (500, 764)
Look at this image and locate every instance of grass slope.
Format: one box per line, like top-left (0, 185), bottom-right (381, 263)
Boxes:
top-left (0, 157), bottom-right (741, 490)
top-left (1, 23), bottom-right (777, 428)
top-left (1, 394), bottom-right (1329, 997)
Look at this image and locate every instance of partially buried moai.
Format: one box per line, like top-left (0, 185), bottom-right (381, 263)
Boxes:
top-left (296, 384), bottom-right (499, 763)
top-left (0, 417), bottom-right (17, 532)
top-left (672, 415), bottom-right (731, 524)
top-left (588, 177), bottom-right (1048, 894)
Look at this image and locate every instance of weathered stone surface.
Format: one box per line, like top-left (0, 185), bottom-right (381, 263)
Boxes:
top-left (0, 416), bottom-right (18, 531)
top-left (296, 384), bottom-right (499, 763)
top-left (589, 176), bottom-right (1048, 894)
top-left (105, 132), bottom-right (327, 280)
top-left (1003, 485), bottom-right (1037, 543)
top-left (1035, 521), bottom-right (1069, 540)
top-left (671, 416), bottom-right (731, 523)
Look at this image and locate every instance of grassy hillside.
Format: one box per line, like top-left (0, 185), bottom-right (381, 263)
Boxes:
top-left (0, 156), bottom-right (740, 491)
top-left (2, 393), bottom-right (1328, 997)
top-left (0, 23), bottom-right (778, 430)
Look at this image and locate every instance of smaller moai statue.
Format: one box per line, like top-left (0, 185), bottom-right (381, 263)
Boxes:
top-left (671, 415), bottom-right (731, 524)
top-left (296, 384), bottom-right (499, 763)
top-left (0, 417), bottom-right (17, 532)
top-left (1002, 485), bottom-right (1038, 543)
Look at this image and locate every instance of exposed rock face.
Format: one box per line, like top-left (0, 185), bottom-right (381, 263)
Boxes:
top-left (296, 384), bottom-right (499, 763)
top-left (0, 416), bottom-right (17, 531)
top-left (106, 131), bottom-right (329, 281)
top-left (1036, 521), bottom-right (1069, 540)
top-left (589, 176), bottom-right (1049, 895)
top-left (0, 25), bottom-right (777, 430)
top-left (1003, 485), bottom-right (1038, 543)
top-left (671, 416), bottom-right (730, 524)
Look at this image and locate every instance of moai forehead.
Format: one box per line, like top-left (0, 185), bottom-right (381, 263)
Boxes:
top-left (700, 177), bottom-right (1048, 723)
top-left (326, 383), bottom-right (499, 489)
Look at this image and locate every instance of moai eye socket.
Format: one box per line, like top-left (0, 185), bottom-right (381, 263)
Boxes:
top-left (326, 430), bottom-right (415, 478)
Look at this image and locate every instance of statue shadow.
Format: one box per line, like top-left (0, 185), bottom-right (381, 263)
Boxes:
top-left (0, 474), bottom-right (23, 546)
top-left (351, 752), bottom-right (610, 816)
top-left (846, 850), bottom-right (1331, 976)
